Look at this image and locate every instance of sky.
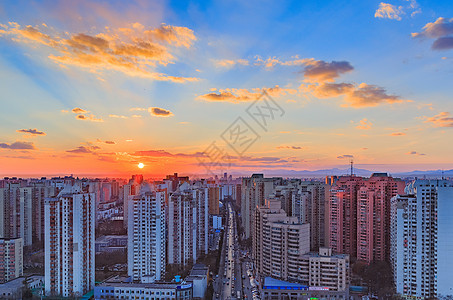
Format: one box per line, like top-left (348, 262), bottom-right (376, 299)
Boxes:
top-left (0, 0), bottom-right (452, 177)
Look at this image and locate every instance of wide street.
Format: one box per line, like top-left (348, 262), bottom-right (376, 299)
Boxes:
top-left (215, 202), bottom-right (244, 299)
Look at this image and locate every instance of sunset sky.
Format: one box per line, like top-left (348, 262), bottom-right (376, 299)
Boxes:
top-left (0, 0), bottom-right (452, 177)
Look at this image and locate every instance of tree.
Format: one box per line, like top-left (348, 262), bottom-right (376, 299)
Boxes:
top-left (22, 278), bottom-right (33, 299)
top-left (362, 261), bottom-right (395, 299)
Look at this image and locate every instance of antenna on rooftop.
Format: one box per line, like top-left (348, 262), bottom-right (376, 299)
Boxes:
top-left (350, 159), bottom-right (354, 176)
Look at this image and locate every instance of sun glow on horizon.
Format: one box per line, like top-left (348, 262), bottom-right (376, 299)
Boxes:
top-left (138, 163), bottom-right (145, 169)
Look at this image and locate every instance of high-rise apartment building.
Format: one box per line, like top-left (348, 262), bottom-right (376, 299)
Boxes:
top-left (195, 188), bottom-right (209, 256)
top-left (328, 175), bottom-right (363, 258)
top-left (44, 183), bottom-right (95, 297)
top-left (253, 199), bottom-right (310, 282)
top-left (0, 183), bottom-right (33, 247)
top-left (207, 186), bottom-right (219, 215)
top-left (391, 180), bottom-right (453, 298)
top-left (253, 199), bottom-right (349, 290)
top-left (242, 174), bottom-right (281, 239)
top-left (128, 187), bottom-right (166, 282)
top-left (0, 238), bottom-right (23, 283)
top-left (328, 174), bottom-right (404, 262)
top-left (122, 175), bottom-right (143, 228)
top-left (168, 190), bottom-right (196, 266)
top-left (29, 182), bottom-right (57, 244)
top-left (295, 182), bottom-right (328, 251)
top-left (168, 184), bottom-right (209, 266)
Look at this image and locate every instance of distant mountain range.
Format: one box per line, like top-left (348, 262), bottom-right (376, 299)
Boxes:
top-left (226, 168), bottom-right (453, 178)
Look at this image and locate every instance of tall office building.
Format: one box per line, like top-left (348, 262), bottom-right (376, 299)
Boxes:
top-left (0, 182), bottom-right (33, 246)
top-left (391, 180), bottom-right (453, 298)
top-left (0, 238), bottom-right (23, 283)
top-left (128, 187), bottom-right (166, 282)
top-left (328, 174), bottom-right (404, 262)
top-left (44, 183), bottom-right (95, 297)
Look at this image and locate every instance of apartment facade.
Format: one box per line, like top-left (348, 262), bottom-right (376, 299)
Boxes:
top-left (128, 189), bottom-right (166, 282)
top-left (253, 200), bottom-right (349, 291)
top-left (0, 238), bottom-right (23, 283)
top-left (298, 248), bottom-right (349, 292)
top-left (242, 174), bottom-right (281, 239)
top-left (0, 182), bottom-right (33, 246)
top-left (168, 190), bottom-right (197, 266)
top-left (44, 184), bottom-right (95, 297)
top-left (194, 188), bottom-right (209, 256)
top-left (207, 186), bottom-right (219, 215)
top-left (328, 174), bottom-right (404, 263)
top-left (391, 180), bottom-right (453, 298)
top-left (253, 199), bottom-right (310, 282)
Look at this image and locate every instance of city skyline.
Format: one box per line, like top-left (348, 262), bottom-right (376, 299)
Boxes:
top-left (1, 0), bottom-right (453, 177)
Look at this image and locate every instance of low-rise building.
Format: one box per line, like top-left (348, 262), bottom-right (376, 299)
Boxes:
top-left (261, 277), bottom-right (349, 300)
top-left (0, 275), bottom-right (43, 299)
top-left (95, 235), bottom-right (127, 254)
top-left (94, 275), bottom-right (193, 300)
top-left (185, 264), bottom-right (208, 299)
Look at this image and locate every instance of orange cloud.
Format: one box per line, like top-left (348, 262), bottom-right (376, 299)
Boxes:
top-left (96, 139), bottom-right (116, 145)
top-left (214, 59), bottom-right (249, 68)
top-left (149, 107), bottom-right (173, 117)
top-left (344, 83), bottom-right (404, 107)
top-left (425, 112), bottom-right (453, 127)
top-left (390, 132), bottom-right (406, 136)
top-left (109, 114), bottom-right (128, 119)
top-left (356, 118), bottom-right (373, 130)
top-left (66, 145), bottom-right (100, 154)
top-left (72, 107), bottom-right (88, 114)
top-left (0, 22), bottom-right (198, 82)
top-left (277, 145), bottom-right (303, 150)
top-left (0, 141), bottom-right (37, 150)
top-left (412, 17), bottom-right (453, 39)
top-left (303, 82), bottom-right (406, 108)
top-left (374, 3), bottom-right (404, 20)
top-left (199, 85), bottom-right (296, 103)
top-left (132, 149), bottom-right (202, 158)
top-left (254, 56), bottom-right (313, 68)
top-left (412, 18), bottom-right (453, 50)
top-left (309, 82), bottom-right (355, 98)
top-left (303, 60), bottom-right (354, 83)
top-left (17, 128), bottom-right (46, 136)
top-left (76, 114), bottom-right (104, 122)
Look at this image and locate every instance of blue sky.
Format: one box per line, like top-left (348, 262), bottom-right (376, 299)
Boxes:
top-left (0, 0), bottom-right (452, 176)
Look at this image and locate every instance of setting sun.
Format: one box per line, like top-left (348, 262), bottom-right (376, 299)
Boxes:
top-left (138, 163), bottom-right (144, 169)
